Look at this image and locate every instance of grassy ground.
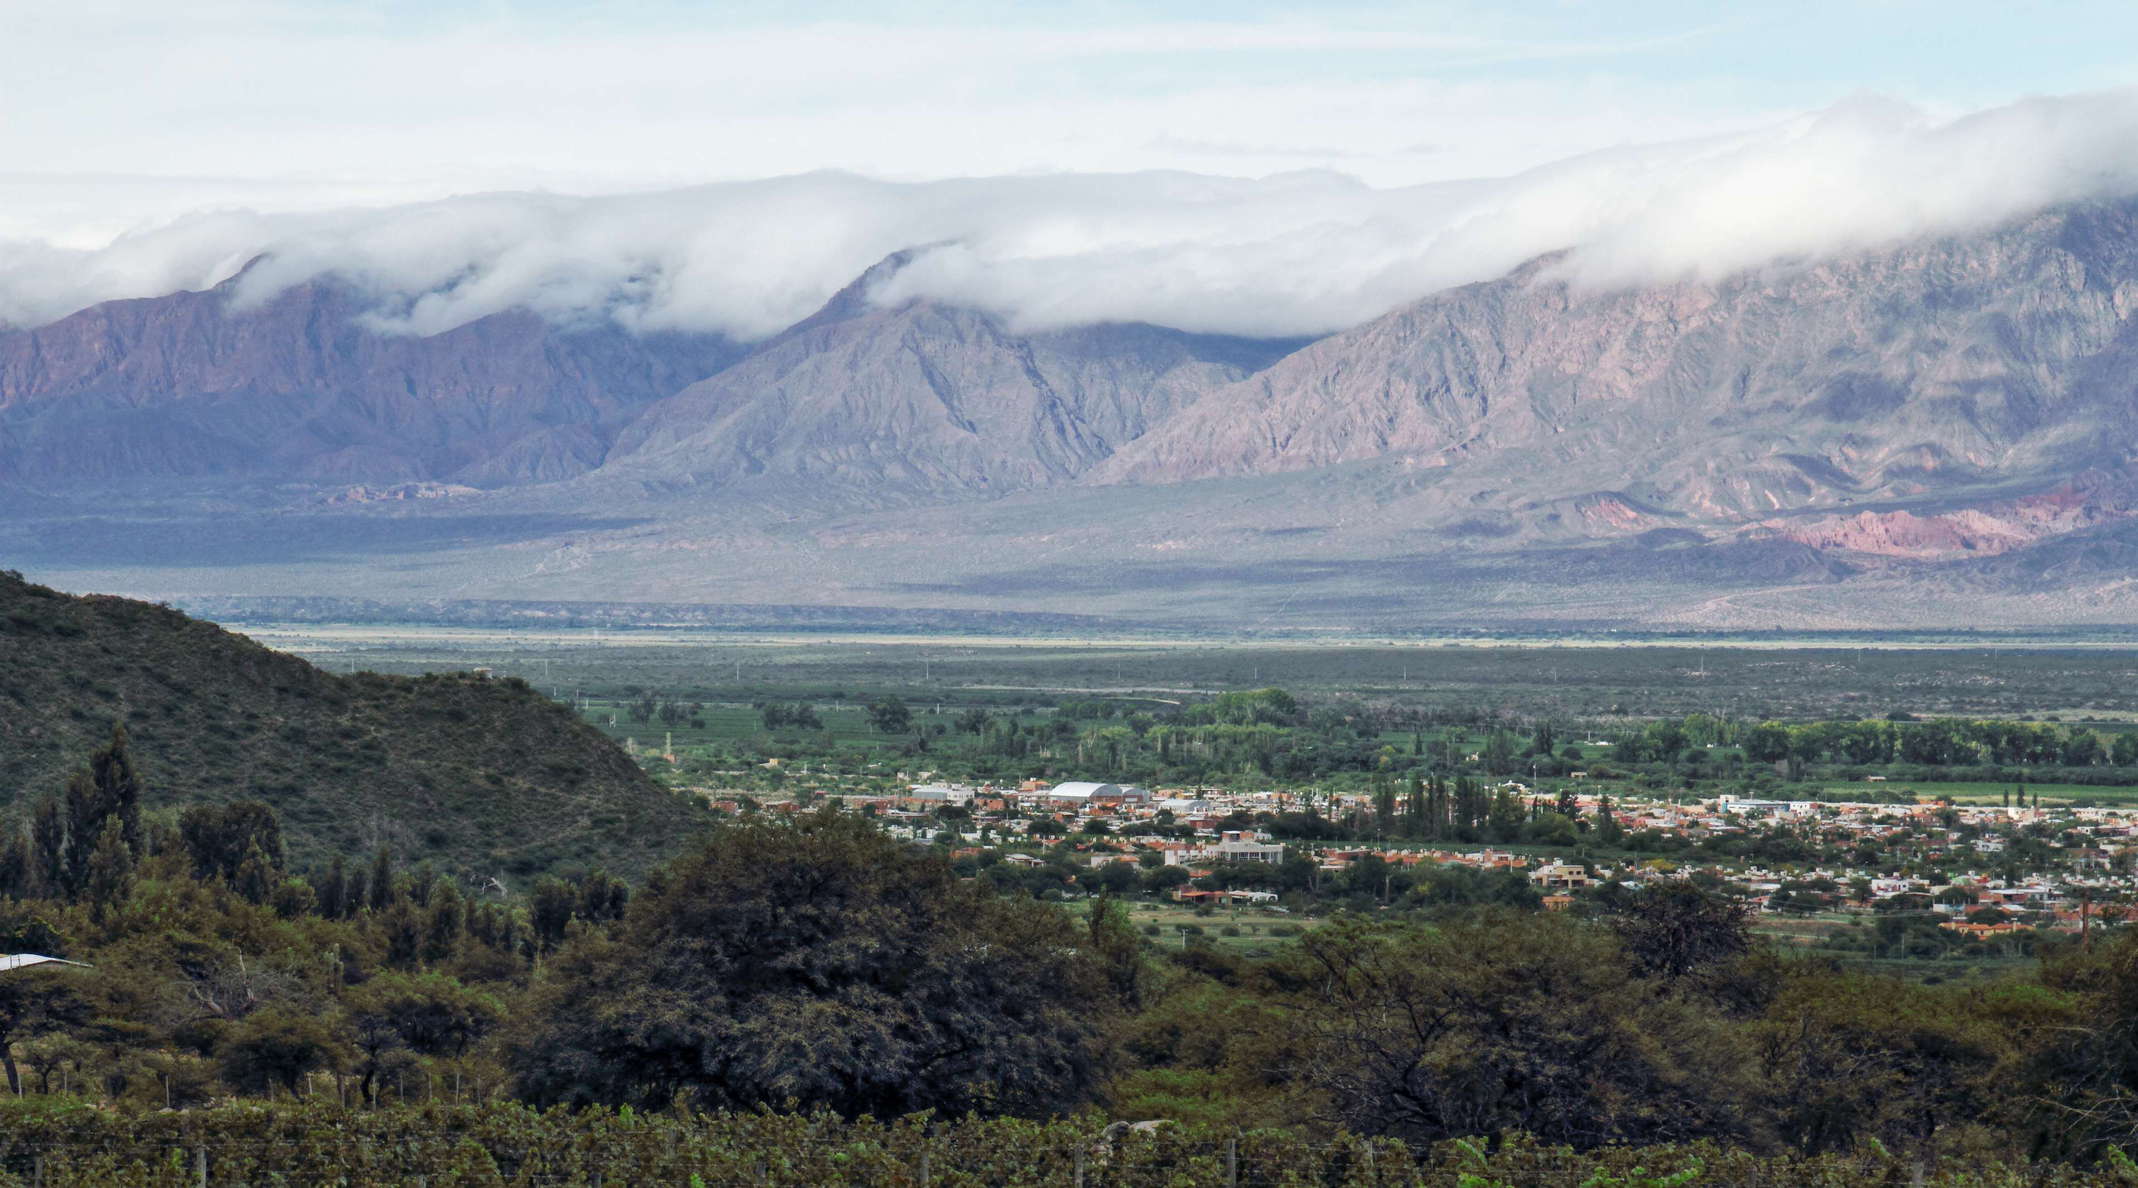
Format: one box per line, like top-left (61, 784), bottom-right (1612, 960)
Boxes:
top-left (1079, 899), bottom-right (1313, 955)
top-left (1811, 780), bottom-right (2138, 805)
top-left (580, 698), bottom-right (1056, 754)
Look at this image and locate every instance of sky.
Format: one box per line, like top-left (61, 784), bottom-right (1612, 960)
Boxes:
top-left (7, 1), bottom-right (2138, 337)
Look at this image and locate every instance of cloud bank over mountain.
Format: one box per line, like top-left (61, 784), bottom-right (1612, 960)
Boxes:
top-left (6, 89), bottom-right (2138, 341)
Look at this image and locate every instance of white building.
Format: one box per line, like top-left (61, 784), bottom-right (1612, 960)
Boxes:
top-left (1044, 781), bottom-right (1150, 805)
top-left (1212, 831), bottom-right (1285, 864)
top-left (908, 784), bottom-right (976, 805)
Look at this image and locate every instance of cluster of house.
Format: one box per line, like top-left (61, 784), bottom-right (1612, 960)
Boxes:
top-left (764, 774), bottom-right (2138, 927)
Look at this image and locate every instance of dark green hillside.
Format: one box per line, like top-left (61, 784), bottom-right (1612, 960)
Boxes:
top-left (0, 570), bottom-right (704, 880)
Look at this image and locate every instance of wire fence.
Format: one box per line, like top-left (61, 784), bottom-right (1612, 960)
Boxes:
top-left (0, 1133), bottom-right (2072, 1188)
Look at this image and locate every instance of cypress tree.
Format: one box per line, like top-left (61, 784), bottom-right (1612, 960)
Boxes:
top-left (29, 795), bottom-right (67, 899)
top-left (88, 723), bottom-right (143, 856)
top-left (0, 837), bottom-right (30, 900)
top-left (233, 842), bottom-right (276, 905)
top-left (318, 858), bottom-right (348, 920)
top-left (423, 882), bottom-right (466, 964)
top-left (342, 868), bottom-right (369, 920)
top-left (84, 819), bottom-right (135, 918)
top-left (368, 847), bottom-right (396, 912)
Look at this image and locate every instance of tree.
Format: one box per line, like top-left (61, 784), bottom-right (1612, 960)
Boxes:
top-left (1751, 970), bottom-right (2018, 1157)
top-left (346, 972), bottom-right (504, 1103)
top-left (178, 801), bottom-right (285, 886)
top-left (27, 798), bottom-right (65, 899)
top-left (1144, 865), bottom-right (1192, 894)
top-left (1289, 914), bottom-right (1750, 1149)
top-left (217, 1009), bottom-right (342, 1097)
top-left (1530, 721), bottom-right (1558, 757)
top-left (866, 695), bottom-right (912, 734)
top-left (576, 870), bottom-right (631, 924)
top-left (53, 724), bottom-right (145, 896)
top-left (1594, 795), bottom-right (1625, 846)
top-left (1090, 861), bottom-right (1141, 897)
top-left (511, 809), bottom-right (1110, 1116)
top-left (1743, 722), bottom-right (1792, 764)
top-left (318, 858), bottom-right (350, 920)
top-left (1481, 730), bottom-right (1518, 776)
top-left (761, 702), bottom-right (822, 732)
top-left (232, 842), bottom-right (277, 905)
top-left (86, 723), bottom-right (144, 855)
top-left (1086, 894), bottom-right (1146, 1008)
top-left (1606, 882), bottom-right (1751, 983)
top-left (2030, 926), bottom-right (2138, 1158)
top-left (82, 819), bottom-right (134, 919)
top-left (269, 878), bottom-right (317, 920)
top-left (423, 881), bottom-right (466, 964)
top-left (529, 878), bottom-right (577, 952)
top-left (367, 847), bottom-right (396, 913)
top-left (380, 901), bottom-right (425, 970)
top-left (0, 947), bottom-right (88, 1096)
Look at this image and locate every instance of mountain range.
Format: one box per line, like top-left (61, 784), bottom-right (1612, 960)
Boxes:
top-left (10, 197), bottom-right (2138, 630)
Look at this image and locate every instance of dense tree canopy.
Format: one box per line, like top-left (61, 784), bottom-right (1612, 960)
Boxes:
top-left (1286, 913), bottom-right (1753, 1149)
top-left (511, 809), bottom-right (1111, 1116)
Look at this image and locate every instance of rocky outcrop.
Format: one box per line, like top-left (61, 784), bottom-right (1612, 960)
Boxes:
top-left (1754, 473), bottom-right (2137, 560)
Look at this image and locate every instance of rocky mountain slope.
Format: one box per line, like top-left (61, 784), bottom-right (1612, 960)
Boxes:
top-left (12, 199), bottom-right (2138, 627)
top-left (599, 253), bottom-right (1305, 496)
top-left (0, 272), bottom-right (741, 488)
top-left (0, 569), bottom-right (705, 878)
top-left (1095, 201), bottom-right (2138, 541)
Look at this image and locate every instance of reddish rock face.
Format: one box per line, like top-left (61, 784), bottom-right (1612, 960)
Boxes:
top-left (1757, 474), bottom-right (2136, 560)
top-left (0, 274), bottom-right (740, 488)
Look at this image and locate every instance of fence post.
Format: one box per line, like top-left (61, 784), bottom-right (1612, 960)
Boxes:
top-left (1226, 1136), bottom-right (1238, 1187)
top-left (917, 1143), bottom-right (931, 1187)
top-left (1073, 1146), bottom-right (1086, 1188)
top-left (194, 1145), bottom-right (208, 1188)
top-left (30, 1153), bottom-right (41, 1188)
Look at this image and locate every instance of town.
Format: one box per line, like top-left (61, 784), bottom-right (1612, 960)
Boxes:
top-left (684, 768), bottom-right (2138, 971)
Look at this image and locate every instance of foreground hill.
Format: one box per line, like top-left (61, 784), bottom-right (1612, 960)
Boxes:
top-left (0, 569), bottom-right (703, 879)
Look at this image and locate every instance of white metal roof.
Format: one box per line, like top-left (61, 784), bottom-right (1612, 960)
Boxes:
top-left (1048, 781), bottom-right (1118, 798)
top-left (0, 954), bottom-right (90, 973)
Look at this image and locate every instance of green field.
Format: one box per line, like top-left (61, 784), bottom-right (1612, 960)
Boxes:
top-left (240, 626), bottom-right (2138, 721)
top-left (1812, 780), bottom-right (2138, 805)
top-left (1077, 899), bottom-right (1313, 954)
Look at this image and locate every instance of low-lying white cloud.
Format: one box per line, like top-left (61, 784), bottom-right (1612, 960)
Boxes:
top-left (6, 89), bottom-right (2138, 341)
